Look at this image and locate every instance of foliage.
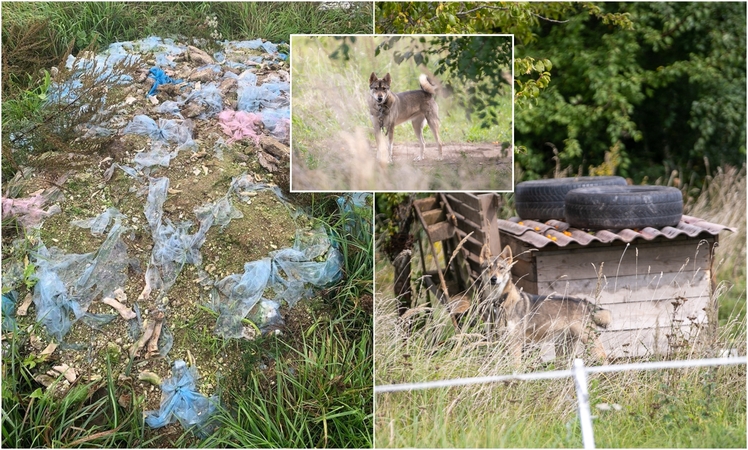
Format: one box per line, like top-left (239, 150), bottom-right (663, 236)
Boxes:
top-left (376, 35), bottom-right (512, 124)
top-left (376, 2), bottom-right (746, 185)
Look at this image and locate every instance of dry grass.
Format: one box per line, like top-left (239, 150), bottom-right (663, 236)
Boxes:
top-left (374, 167), bottom-right (747, 447)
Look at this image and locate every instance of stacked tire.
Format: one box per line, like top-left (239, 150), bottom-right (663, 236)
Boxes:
top-left (515, 176), bottom-right (683, 230)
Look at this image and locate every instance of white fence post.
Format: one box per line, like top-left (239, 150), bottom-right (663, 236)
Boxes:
top-left (572, 358), bottom-right (595, 449)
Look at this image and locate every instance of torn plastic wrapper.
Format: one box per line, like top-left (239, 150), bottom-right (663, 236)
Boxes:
top-left (70, 207), bottom-right (125, 235)
top-left (270, 227), bottom-right (344, 307)
top-left (183, 83), bottom-right (223, 119)
top-left (123, 115), bottom-right (195, 151)
top-left (2, 291), bottom-right (18, 332)
top-left (237, 79), bottom-right (288, 112)
top-left (147, 67), bottom-right (182, 97)
top-left (2, 195), bottom-right (62, 229)
top-left (213, 259), bottom-right (272, 339)
top-left (134, 141), bottom-right (179, 169)
top-left (32, 217), bottom-right (130, 341)
top-left (144, 359), bottom-right (217, 435)
top-left (211, 226), bottom-right (343, 338)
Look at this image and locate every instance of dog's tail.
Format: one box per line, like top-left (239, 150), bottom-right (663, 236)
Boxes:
top-left (419, 74), bottom-right (437, 95)
top-left (592, 308), bottom-right (612, 329)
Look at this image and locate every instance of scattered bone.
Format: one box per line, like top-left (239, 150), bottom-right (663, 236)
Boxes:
top-left (146, 311), bottom-right (165, 358)
top-left (113, 287), bottom-right (127, 302)
top-left (130, 311), bottom-right (165, 359)
top-left (40, 341), bottom-right (58, 357)
top-left (148, 95), bottom-right (159, 106)
top-left (102, 296), bottom-right (137, 320)
top-left (16, 293), bottom-right (33, 316)
top-left (138, 370), bottom-right (162, 386)
top-left (30, 333), bottom-right (44, 350)
top-left (130, 319), bottom-right (156, 359)
top-left (34, 374), bottom-right (56, 387)
top-left (48, 364), bottom-right (77, 383)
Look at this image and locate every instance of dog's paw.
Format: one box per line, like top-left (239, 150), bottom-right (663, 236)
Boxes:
top-left (413, 155), bottom-right (424, 162)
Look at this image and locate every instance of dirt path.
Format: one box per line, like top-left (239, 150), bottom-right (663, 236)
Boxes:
top-left (385, 142), bottom-right (513, 191)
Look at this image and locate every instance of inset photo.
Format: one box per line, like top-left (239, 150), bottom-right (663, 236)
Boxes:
top-left (291, 34), bottom-right (514, 192)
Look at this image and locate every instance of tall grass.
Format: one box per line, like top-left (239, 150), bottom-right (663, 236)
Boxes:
top-left (374, 167), bottom-right (747, 448)
top-left (197, 193), bottom-right (373, 448)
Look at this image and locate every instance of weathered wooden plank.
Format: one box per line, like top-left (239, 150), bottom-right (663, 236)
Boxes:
top-left (511, 259), bottom-right (537, 282)
top-left (427, 221), bottom-right (455, 242)
top-left (499, 233), bottom-right (535, 263)
top-left (532, 270), bottom-right (711, 304)
top-left (454, 228), bottom-right (485, 256)
top-left (600, 297), bottom-right (709, 332)
top-left (601, 325), bottom-right (704, 358)
top-left (447, 192), bottom-right (482, 211)
top-left (535, 240), bottom-right (713, 282)
top-left (422, 208), bottom-right (446, 226)
top-left (448, 198), bottom-right (484, 225)
top-left (453, 212), bottom-right (487, 242)
top-left (413, 196), bottom-right (438, 212)
top-left (479, 193), bottom-right (501, 257)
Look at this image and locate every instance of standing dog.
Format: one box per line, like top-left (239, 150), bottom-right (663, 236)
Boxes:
top-left (478, 246), bottom-right (612, 365)
top-left (368, 72), bottom-right (443, 163)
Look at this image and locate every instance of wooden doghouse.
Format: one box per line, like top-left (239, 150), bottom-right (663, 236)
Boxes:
top-left (498, 215), bottom-right (735, 358)
top-left (411, 193), bottom-right (500, 324)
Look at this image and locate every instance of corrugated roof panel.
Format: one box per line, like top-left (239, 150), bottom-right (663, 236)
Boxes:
top-left (499, 216), bottom-right (735, 248)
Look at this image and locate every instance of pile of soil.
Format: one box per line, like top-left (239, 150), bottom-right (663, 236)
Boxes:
top-left (1, 36), bottom-right (329, 441)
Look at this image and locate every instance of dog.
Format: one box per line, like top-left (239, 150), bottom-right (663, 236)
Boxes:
top-left (368, 72), bottom-right (443, 163)
top-left (477, 245), bottom-right (612, 365)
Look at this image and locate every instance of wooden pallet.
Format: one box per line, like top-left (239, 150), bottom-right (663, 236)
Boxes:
top-left (411, 193), bottom-right (500, 327)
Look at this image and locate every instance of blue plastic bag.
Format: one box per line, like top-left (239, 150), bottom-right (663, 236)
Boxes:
top-left (145, 359), bottom-right (217, 434)
top-left (147, 67), bottom-right (182, 97)
top-left (2, 291), bottom-right (18, 332)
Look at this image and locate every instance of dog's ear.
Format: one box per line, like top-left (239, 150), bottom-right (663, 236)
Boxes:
top-left (479, 244), bottom-right (492, 267)
top-left (369, 72), bottom-right (378, 84)
top-left (499, 245), bottom-right (513, 263)
top-left (383, 73), bottom-right (392, 84)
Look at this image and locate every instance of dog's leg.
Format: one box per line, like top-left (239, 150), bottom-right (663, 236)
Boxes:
top-left (386, 125), bottom-right (395, 164)
top-left (426, 115), bottom-right (444, 160)
top-left (411, 117), bottom-right (426, 161)
top-left (371, 117), bottom-right (384, 162)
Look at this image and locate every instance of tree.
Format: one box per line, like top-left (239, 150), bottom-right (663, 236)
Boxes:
top-left (377, 2), bottom-right (746, 184)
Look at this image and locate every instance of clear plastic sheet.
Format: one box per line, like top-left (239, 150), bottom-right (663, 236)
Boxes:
top-left (70, 207), bottom-right (125, 235)
top-left (144, 359), bottom-right (217, 435)
top-left (134, 141), bottom-right (178, 169)
top-left (32, 217), bottom-right (130, 340)
top-left (183, 83), bottom-right (223, 119)
top-left (123, 115), bottom-right (195, 150)
top-left (211, 226), bottom-right (344, 338)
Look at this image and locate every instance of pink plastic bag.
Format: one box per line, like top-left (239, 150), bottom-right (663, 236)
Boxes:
top-left (218, 110), bottom-right (262, 144)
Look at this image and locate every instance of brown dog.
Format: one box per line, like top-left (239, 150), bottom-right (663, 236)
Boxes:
top-left (368, 72), bottom-right (443, 163)
top-left (479, 246), bottom-right (612, 365)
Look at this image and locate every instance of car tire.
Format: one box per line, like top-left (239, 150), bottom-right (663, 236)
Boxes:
top-left (565, 185), bottom-right (683, 230)
top-left (515, 176), bottom-right (628, 221)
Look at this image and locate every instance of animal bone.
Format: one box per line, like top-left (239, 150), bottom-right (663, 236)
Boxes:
top-left (101, 296), bottom-right (136, 320)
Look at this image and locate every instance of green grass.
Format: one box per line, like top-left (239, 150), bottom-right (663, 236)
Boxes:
top-left (374, 167), bottom-right (746, 448)
top-left (1, 331), bottom-right (155, 448)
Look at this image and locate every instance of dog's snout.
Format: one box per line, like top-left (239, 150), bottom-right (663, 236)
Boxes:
top-left (490, 275), bottom-right (498, 285)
